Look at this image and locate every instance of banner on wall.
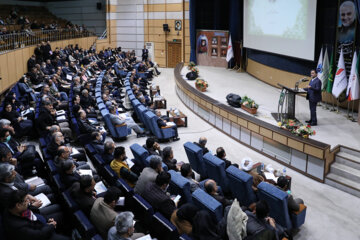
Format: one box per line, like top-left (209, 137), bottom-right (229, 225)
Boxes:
top-left (145, 42), bottom-right (155, 62)
top-left (196, 30), bottom-right (229, 67)
top-left (335, 0), bottom-right (357, 101)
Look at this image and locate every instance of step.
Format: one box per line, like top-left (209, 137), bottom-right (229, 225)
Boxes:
top-left (339, 147), bottom-right (360, 159)
top-left (335, 152), bottom-right (360, 170)
top-left (330, 162), bottom-right (360, 182)
top-left (325, 173), bottom-right (360, 198)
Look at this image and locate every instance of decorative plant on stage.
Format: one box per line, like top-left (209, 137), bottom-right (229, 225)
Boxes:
top-left (278, 120), bottom-right (316, 138)
top-left (241, 96), bottom-right (259, 109)
top-left (187, 61), bottom-right (196, 70)
top-left (186, 62), bottom-right (199, 80)
top-left (195, 78), bottom-right (208, 92)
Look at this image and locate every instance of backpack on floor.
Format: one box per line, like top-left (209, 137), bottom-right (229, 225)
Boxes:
top-left (226, 93), bottom-right (242, 108)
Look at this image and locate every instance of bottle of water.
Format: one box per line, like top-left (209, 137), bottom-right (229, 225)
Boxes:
top-left (32, 166), bottom-right (37, 176)
top-left (282, 167), bottom-right (287, 176)
top-left (261, 163), bottom-right (264, 172)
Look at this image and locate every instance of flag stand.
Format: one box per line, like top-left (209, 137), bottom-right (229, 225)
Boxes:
top-left (330, 96), bottom-right (336, 111)
top-left (351, 101), bottom-right (357, 122)
top-left (336, 100), bottom-right (340, 113)
top-left (346, 101), bottom-right (351, 119)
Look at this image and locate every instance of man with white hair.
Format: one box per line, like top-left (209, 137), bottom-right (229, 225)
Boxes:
top-left (338, 0), bottom-right (356, 43)
top-left (107, 211), bottom-right (144, 240)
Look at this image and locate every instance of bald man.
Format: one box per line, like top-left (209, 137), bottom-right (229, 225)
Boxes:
top-left (194, 137), bottom-right (209, 155)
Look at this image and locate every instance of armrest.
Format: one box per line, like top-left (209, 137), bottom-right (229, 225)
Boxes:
top-left (115, 123), bottom-right (127, 127)
top-left (161, 125), bottom-right (173, 129)
top-left (292, 203), bottom-right (306, 215)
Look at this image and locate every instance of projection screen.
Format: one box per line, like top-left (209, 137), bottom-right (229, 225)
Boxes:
top-left (243, 0), bottom-right (317, 61)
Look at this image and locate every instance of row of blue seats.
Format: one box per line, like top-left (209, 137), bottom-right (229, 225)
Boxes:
top-left (124, 77), bottom-right (176, 141)
top-left (183, 141), bottom-right (307, 230)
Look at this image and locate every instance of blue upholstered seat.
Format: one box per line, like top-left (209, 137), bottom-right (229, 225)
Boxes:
top-left (192, 189), bottom-right (223, 222)
top-left (183, 142), bottom-right (207, 178)
top-left (168, 170), bottom-right (192, 203)
top-left (203, 153), bottom-right (229, 192)
top-left (145, 111), bottom-right (175, 140)
top-left (257, 182), bottom-right (307, 229)
top-left (130, 143), bottom-right (149, 170)
top-left (73, 210), bottom-right (97, 239)
top-left (150, 212), bottom-right (179, 240)
top-left (226, 165), bottom-right (257, 206)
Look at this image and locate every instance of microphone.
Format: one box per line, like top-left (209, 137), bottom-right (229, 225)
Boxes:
top-left (301, 78), bottom-right (309, 82)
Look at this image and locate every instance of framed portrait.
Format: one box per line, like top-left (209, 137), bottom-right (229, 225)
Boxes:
top-left (220, 48), bottom-right (227, 57)
top-left (175, 20), bottom-right (182, 31)
top-left (211, 48), bottom-right (218, 56)
top-left (211, 37), bottom-right (218, 45)
top-left (221, 37), bottom-right (227, 45)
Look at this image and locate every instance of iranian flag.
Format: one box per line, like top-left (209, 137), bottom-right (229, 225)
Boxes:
top-left (332, 49), bottom-right (348, 98)
top-left (347, 52), bottom-right (360, 101)
top-left (226, 34), bottom-right (234, 62)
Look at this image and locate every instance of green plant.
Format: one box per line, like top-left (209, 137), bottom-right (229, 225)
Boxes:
top-left (241, 96), bottom-right (259, 109)
top-left (195, 78), bottom-right (208, 88)
top-left (191, 67), bottom-right (199, 75)
top-left (187, 61), bottom-right (196, 70)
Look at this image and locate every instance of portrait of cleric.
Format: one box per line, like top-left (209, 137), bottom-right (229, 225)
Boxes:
top-left (197, 35), bottom-right (209, 54)
top-left (338, 0), bottom-right (357, 44)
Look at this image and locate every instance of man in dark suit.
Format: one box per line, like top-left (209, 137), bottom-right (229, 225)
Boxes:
top-left (204, 179), bottom-right (233, 208)
top-left (141, 171), bottom-right (176, 219)
top-left (142, 45), bottom-right (149, 61)
top-left (304, 69), bottom-right (322, 126)
top-left (101, 141), bottom-right (115, 164)
top-left (70, 175), bottom-right (97, 217)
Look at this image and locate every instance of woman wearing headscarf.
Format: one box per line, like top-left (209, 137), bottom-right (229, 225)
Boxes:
top-left (171, 203), bottom-right (199, 235)
top-left (1, 102), bottom-right (34, 138)
top-left (192, 210), bottom-right (222, 240)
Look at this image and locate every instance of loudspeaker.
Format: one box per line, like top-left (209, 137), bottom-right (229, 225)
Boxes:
top-left (163, 24), bottom-right (170, 32)
top-left (96, 2), bottom-right (102, 10)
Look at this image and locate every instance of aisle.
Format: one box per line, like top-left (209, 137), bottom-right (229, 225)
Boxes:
top-left (118, 68), bottom-right (360, 240)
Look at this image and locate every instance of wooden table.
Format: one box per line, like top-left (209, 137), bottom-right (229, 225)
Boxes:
top-left (153, 97), bottom-right (167, 109)
top-left (167, 110), bottom-right (188, 127)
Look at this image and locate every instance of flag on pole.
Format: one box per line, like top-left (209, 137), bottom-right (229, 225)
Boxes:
top-left (332, 48), bottom-right (348, 98)
top-left (320, 48), bottom-right (330, 91)
top-left (316, 48), bottom-right (323, 81)
top-left (326, 49), bottom-right (335, 93)
top-left (348, 52), bottom-right (360, 100)
top-left (226, 34), bottom-right (234, 62)
top-left (346, 52), bottom-right (357, 100)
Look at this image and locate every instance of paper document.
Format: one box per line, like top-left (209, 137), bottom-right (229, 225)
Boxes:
top-left (66, 74), bottom-right (73, 80)
top-left (264, 172), bottom-right (278, 182)
top-left (136, 235), bottom-right (152, 240)
top-left (166, 122), bottom-right (176, 126)
top-left (95, 181), bottom-right (107, 194)
top-left (56, 110), bottom-right (65, 116)
top-left (116, 197), bottom-right (125, 206)
top-left (25, 176), bottom-right (45, 187)
top-left (126, 159), bottom-right (135, 168)
top-left (71, 148), bottom-right (80, 156)
top-left (78, 169), bottom-right (93, 176)
top-left (56, 115), bottom-right (66, 121)
top-left (35, 193), bottom-right (51, 209)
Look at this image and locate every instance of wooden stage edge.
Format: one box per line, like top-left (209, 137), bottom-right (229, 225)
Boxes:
top-left (174, 62), bottom-right (347, 183)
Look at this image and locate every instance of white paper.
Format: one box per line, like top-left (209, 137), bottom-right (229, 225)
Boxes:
top-left (166, 122), bottom-right (176, 126)
top-left (88, 119), bottom-right (98, 124)
top-left (66, 74), bottom-right (73, 80)
top-left (126, 159), bottom-right (134, 168)
top-left (71, 148), bottom-right (80, 156)
top-left (95, 181), bottom-right (107, 194)
top-left (56, 115), bottom-right (66, 121)
top-left (116, 197), bottom-right (125, 206)
top-left (136, 235), bottom-right (152, 240)
top-left (25, 176), bottom-right (45, 187)
top-left (173, 195), bottom-right (181, 204)
top-left (56, 110), bottom-right (65, 116)
top-left (35, 193), bottom-right (51, 209)
top-left (21, 109), bottom-right (31, 116)
top-left (264, 172), bottom-right (278, 182)
top-left (78, 169), bottom-right (92, 176)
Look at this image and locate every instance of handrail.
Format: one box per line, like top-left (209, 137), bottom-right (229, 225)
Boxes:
top-left (0, 28), bottom-right (96, 53)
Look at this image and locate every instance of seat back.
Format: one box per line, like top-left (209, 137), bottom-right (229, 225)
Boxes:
top-left (100, 165), bottom-right (118, 186)
top-left (103, 113), bottom-right (118, 138)
top-left (61, 190), bottom-right (79, 212)
top-left (203, 153), bottom-right (228, 192)
top-left (257, 182), bottom-right (292, 229)
top-left (168, 170), bottom-right (192, 203)
top-left (226, 166), bottom-right (257, 206)
top-left (115, 178), bottom-right (134, 197)
top-left (191, 189), bottom-right (223, 222)
top-left (150, 212), bottom-right (179, 240)
top-left (130, 143), bottom-right (149, 169)
top-left (73, 210), bottom-right (97, 239)
top-left (128, 194), bottom-right (154, 225)
top-left (138, 105), bottom-right (151, 130)
top-left (144, 155), bottom-right (168, 171)
top-left (183, 142), bottom-right (207, 177)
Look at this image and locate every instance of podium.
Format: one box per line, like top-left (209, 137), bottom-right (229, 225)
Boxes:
top-left (272, 83), bottom-right (306, 122)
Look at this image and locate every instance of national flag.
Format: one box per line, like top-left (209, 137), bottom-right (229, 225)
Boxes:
top-left (349, 52), bottom-right (360, 100)
top-left (226, 34), bottom-right (234, 62)
top-left (326, 49), bottom-right (335, 93)
top-left (320, 48), bottom-right (330, 91)
top-left (347, 52), bottom-right (357, 100)
top-left (316, 48), bottom-right (323, 81)
top-left (332, 48), bottom-right (348, 98)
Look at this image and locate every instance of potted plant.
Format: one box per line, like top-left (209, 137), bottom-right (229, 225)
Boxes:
top-left (186, 62), bottom-right (199, 80)
top-left (241, 96), bottom-right (258, 114)
top-left (195, 78), bottom-right (208, 92)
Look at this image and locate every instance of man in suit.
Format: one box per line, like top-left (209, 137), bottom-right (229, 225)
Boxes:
top-left (204, 179), bottom-right (233, 208)
top-left (70, 175), bottom-right (97, 217)
top-left (180, 163), bottom-right (199, 192)
top-left (102, 141), bottom-right (115, 164)
top-left (141, 171), bottom-right (176, 219)
top-left (134, 155), bottom-right (162, 195)
top-left (90, 187), bottom-right (122, 238)
top-left (142, 45), bottom-right (149, 62)
top-left (304, 69), bottom-right (322, 126)
top-left (108, 105), bottom-right (145, 137)
top-left (155, 110), bottom-right (180, 141)
top-left (194, 137), bottom-right (209, 155)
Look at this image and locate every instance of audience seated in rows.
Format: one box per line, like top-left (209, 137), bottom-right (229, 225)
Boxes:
top-left (110, 146), bottom-right (138, 188)
top-left (107, 211), bottom-right (145, 240)
top-left (134, 155), bottom-right (163, 195)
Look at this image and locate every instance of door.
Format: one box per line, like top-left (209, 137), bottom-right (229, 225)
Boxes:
top-left (167, 41), bottom-right (182, 68)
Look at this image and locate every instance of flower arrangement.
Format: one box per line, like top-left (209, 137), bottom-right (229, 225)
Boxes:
top-left (187, 61), bottom-right (196, 70)
top-left (195, 78), bottom-right (208, 92)
top-left (191, 67), bottom-right (199, 75)
top-left (279, 119), bottom-right (316, 138)
top-left (241, 96), bottom-right (259, 109)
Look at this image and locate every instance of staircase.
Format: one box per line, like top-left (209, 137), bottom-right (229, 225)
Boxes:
top-left (325, 146), bottom-right (360, 198)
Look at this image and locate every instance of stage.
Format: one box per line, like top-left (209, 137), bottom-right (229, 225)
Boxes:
top-left (181, 66), bottom-right (360, 150)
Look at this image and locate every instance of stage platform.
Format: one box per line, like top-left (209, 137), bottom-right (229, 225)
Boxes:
top-left (180, 66), bottom-right (360, 150)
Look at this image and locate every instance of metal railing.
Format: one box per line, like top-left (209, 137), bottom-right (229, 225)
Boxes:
top-left (0, 28), bottom-right (96, 53)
